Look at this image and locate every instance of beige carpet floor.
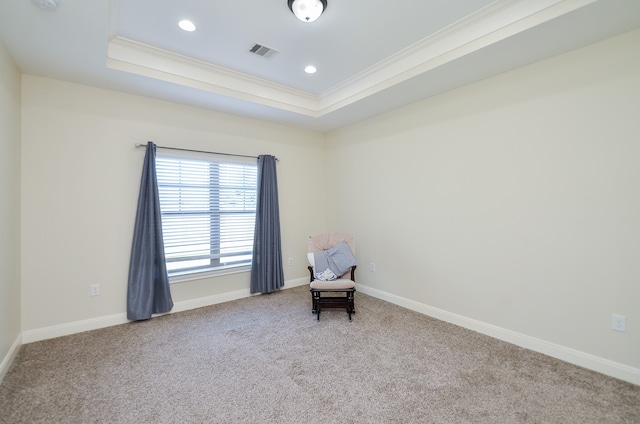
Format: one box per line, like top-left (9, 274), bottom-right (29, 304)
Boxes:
top-left (1, 285), bottom-right (638, 423)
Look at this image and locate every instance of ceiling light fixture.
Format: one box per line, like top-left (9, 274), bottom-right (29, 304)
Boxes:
top-left (31, 0), bottom-right (59, 11)
top-left (178, 20), bottom-right (196, 32)
top-left (288, 0), bottom-right (327, 23)
top-left (304, 65), bottom-right (317, 74)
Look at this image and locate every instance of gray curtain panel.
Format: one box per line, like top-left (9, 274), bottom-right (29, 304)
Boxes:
top-left (250, 155), bottom-right (284, 294)
top-left (127, 142), bottom-right (173, 320)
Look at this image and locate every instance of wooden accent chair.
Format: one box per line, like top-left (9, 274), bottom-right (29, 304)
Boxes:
top-left (307, 233), bottom-right (357, 321)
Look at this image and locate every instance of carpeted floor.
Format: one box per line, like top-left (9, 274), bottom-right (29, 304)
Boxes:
top-left (1, 285), bottom-right (638, 423)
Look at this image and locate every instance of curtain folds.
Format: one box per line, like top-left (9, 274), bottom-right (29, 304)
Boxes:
top-left (250, 155), bottom-right (284, 294)
top-left (127, 142), bottom-right (173, 320)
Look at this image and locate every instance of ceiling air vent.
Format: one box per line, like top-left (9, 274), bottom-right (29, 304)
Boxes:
top-left (249, 43), bottom-right (279, 59)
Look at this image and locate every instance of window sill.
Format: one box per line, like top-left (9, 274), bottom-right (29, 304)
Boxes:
top-left (169, 264), bottom-right (251, 284)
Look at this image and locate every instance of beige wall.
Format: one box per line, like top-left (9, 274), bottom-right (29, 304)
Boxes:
top-left (326, 30), bottom-right (640, 370)
top-left (0, 40), bottom-right (22, 378)
top-left (9, 28), bottom-right (640, 383)
top-left (20, 76), bottom-right (326, 332)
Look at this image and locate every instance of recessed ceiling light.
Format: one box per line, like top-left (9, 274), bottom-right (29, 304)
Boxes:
top-left (305, 65), bottom-right (317, 74)
top-left (178, 20), bottom-right (196, 32)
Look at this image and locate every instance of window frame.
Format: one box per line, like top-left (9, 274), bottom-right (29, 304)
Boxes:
top-left (155, 150), bottom-right (257, 283)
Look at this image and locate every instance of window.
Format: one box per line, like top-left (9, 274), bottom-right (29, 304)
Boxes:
top-left (156, 153), bottom-right (257, 279)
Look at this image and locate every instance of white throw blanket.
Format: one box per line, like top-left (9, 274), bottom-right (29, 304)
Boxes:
top-left (315, 268), bottom-right (338, 281)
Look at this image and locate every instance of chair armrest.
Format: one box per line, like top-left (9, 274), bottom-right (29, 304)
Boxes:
top-left (308, 265), bottom-right (315, 282)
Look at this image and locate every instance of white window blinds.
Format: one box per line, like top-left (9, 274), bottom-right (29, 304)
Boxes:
top-left (156, 154), bottom-right (257, 276)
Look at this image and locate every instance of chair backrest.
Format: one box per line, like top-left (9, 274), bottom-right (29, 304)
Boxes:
top-left (308, 233), bottom-right (355, 280)
top-left (308, 232), bottom-right (355, 254)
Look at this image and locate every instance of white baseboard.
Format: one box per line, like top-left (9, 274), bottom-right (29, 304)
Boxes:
top-left (356, 283), bottom-right (640, 386)
top-left (21, 278), bottom-right (310, 344)
top-left (0, 334), bottom-right (22, 384)
top-left (12, 280), bottom-right (639, 386)
top-left (22, 312), bottom-right (130, 344)
top-left (283, 276), bottom-right (309, 289)
top-left (171, 288), bottom-right (253, 314)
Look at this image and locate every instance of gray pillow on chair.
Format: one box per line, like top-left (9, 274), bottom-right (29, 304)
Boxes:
top-left (313, 240), bottom-right (356, 280)
top-left (327, 241), bottom-right (356, 276)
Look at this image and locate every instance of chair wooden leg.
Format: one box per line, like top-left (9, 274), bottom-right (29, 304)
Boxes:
top-left (311, 290), bottom-right (321, 320)
top-left (347, 290), bottom-right (354, 321)
top-left (310, 289), bottom-right (356, 321)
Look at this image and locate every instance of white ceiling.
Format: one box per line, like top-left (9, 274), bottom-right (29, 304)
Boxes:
top-left (1, 0), bottom-right (639, 132)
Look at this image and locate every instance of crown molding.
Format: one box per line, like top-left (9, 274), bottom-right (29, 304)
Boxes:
top-left (107, 36), bottom-right (321, 116)
top-left (107, 0), bottom-right (597, 117)
top-left (317, 0), bottom-right (597, 114)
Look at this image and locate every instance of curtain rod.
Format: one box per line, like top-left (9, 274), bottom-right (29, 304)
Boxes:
top-left (135, 143), bottom-right (278, 161)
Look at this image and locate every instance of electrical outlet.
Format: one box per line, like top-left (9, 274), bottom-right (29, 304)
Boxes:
top-left (90, 284), bottom-right (100, 296)
top-left (369, 262), bottom-right (376, 272)
top-left (288, 257), bottom-right (294, 266)
top-left (611, 314), bottom-right (626, 332)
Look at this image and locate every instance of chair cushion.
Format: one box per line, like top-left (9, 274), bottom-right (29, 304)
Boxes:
top-left (310, 278), bottom-right (356, 290)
